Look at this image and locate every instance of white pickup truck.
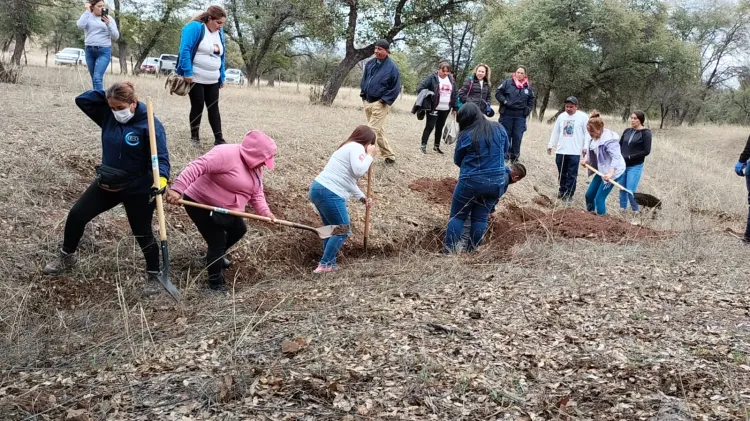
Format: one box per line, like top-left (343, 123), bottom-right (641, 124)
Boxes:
top-left (158, 54), bottom-right (178, 74)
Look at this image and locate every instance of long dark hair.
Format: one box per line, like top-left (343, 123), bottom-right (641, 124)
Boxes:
top-left (457, 102), bottom-right (494, 154)
top-left (338, 125), bottom-right (376, 149)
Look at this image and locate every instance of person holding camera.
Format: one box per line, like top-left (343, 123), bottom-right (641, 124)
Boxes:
top-left (77, 0), bottom-right (119, 91)
top-left (44, 82), bottom-right (170, 298)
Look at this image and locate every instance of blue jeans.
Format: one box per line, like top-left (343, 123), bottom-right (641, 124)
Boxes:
top-left (500, 116), bottom-right (527, 161)
top-left (445, 175), bottom-right (503, 252)
top-left (586, 174), bottom-right (626, 215)
top-left (84, 46), bottom-right (111, 91)
top-left (309, 181), bottom-right (351, 267)
top-left (619, 164), bottom-right (644, 211)
top-left (745, 159), bottom-right (750, 240)
top-left (555, 154), bottom-right (580, 200)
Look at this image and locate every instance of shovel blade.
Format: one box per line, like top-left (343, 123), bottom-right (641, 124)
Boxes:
top-left (315, 224), bottom-right (348, 239)
top-left (159, 241), bottom-right (181, 303)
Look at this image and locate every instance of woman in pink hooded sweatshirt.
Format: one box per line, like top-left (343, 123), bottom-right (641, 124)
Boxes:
top-left (166, 130), bottom-right (277, 291)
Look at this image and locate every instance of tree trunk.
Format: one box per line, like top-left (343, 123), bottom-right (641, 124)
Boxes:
top-left (45, 46), bottom-right (49, 67)
top-left (113, 0), bottom-right (127, 74)
top-left (660, 103), bottom-right (668, 129)
top-left (132, 4), bottom-right (175, 70)
top-left (677, 107), bottom-right (689, 126)
top-left (267, 78), bottom-right (275, 87)
top-left (321, 51), bottom-right (369, 106)
top-left (11, 31), bottom-right (27, 65)
top-left (538, 86), bottom-right (552, 122)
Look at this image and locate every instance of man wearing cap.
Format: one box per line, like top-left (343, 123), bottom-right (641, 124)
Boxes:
top-left (547, 97), bottom-right (590, 202)
top-left (360, 39), bottom-right (402, 164)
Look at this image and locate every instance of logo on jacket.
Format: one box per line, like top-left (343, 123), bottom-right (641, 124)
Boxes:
top-left (124, 132), bottom-right (140, 146)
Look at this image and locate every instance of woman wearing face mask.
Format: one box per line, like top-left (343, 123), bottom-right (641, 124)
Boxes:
top-left (44, 82), bottom-right (170, 297)
top-left (77, 0), bottom-right (119, 91)
top-left (618, 110), bottom-right (652, 213)
top-left (457, 64), bottom-right (493, 117)
top-left (176, 5), bottom-right (228, 147)
top-left (581, 111), bottom-right (626, 216)
top-left (166, 131), bottom-right (277, 291)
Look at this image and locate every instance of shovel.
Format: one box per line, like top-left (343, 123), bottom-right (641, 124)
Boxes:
top-left (583, 164), bottom-right (633, 195)
top-left (363, 166), bottom-right (373, 251)
top-left (146, 97), bottom-right (182, 303)
top-left (178, 199), bottom-right (344, 239)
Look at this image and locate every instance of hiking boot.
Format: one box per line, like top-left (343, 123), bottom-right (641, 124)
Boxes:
top-left (208, 274), bottom-right (227, 292)
top-left (43, 249), bottom-right (77, 275)
top-left (142, 271), bottom-right (163, 298)
top-left (420, 145), bottom-right (427, 154)
top-left (433, 146), bottom-right (444, 154)
top-left (202, 254), bottom-right (232, 269)
top-left (213, 138), bottom-right (227, 146)
top-left (384, 157), bottom-right (396, 165)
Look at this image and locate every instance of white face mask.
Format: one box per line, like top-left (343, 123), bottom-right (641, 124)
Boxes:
top-left (112, 108), bottom-right (134, 124)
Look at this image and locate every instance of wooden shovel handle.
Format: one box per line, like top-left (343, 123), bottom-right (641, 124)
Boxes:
top-left (583, 164), bottom-right (632, 194)
top-left (146, 98), bottom-right (168, 242)
top-left (364, 166), bottom-right (373, 239)
top-left (177, 199), bottom-right (318, 233)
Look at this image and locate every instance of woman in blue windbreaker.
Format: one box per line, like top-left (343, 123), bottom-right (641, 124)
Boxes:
top-left (43, 82), bottom-right (171, 298)
top-left (444, 102), bottom-right (510, 253)
top-left (176, 5), bottom-right (227, 147)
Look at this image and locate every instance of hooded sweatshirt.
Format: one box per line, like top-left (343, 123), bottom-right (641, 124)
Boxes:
top-left (587, 128), bottom-right (626, 180)
top-left (75, 90), bottom-right (170, 193)
top-left (170, 131), bottom-right (276, 215)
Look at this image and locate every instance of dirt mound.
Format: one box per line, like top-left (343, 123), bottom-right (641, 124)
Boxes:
top-left (408, 177), bottom-right (457, 205)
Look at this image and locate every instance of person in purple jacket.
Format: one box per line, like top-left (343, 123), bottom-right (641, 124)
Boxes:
top-left (581, 111), bottom-right (626, 215)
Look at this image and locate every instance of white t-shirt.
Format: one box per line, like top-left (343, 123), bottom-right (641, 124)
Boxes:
top-left (436, 76), bottom-right (452, 111)
top-left (314, 142), bottom-right (374, 200)
top-left (192, 25), bottom-right (223, 85)
top-left (548, 110), bottom-right (591, 155)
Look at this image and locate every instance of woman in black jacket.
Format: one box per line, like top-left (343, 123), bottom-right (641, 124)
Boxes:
top-left (495, 66), bottom-right (535, 162)
top-left (416, 62), bottom-right (457, 154)
top-left (457, 64), bottom-right (492, 115)
top-left (618, 110), bottom-right (652, 212)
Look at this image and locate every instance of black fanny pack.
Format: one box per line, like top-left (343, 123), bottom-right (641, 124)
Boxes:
top-left (95, 165), bottom-right (136, 192)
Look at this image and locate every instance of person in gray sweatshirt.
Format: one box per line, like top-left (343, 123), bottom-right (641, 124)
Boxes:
top-left (77, 0), bottom-right (120, 91)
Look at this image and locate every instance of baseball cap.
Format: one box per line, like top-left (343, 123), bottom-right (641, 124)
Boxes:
top-left (564, 96), bottom-right (579, 105)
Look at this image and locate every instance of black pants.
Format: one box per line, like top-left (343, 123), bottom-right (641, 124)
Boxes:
top-left (188, 82), bottom-right (223, 143)
top-left (421, 109), bottom-right (450, 147)
top-left (62, 180), bottom-right (159, 271)
top-left (183, 195), bottom-right (247, 278)
top-left (555, 154), bottom-right (580, 200)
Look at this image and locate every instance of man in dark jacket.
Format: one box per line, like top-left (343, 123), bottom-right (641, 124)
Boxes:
top-left (360, 39), bottom-right (402, 164)
top-left (734, 133), bottom-right (750, 242)
top-left (416, 62), bottom-right (456, 154)
top-left (495, 66), bottom-right (535, 162)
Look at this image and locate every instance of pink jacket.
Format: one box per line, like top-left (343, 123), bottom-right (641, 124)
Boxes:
top-left (171, 131), bottom-right (277, 215)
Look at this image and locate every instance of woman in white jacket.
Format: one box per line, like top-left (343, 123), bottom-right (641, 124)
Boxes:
top-left (309, 125), bottom-right (376, 273)
top-left (581, 111), bottom-right (626, 215)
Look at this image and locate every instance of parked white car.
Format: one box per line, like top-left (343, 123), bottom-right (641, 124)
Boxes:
top-left (140, 57), bottom-right (161, 74)
top-left (54, 48), bottom-right (86, 66)
top-left (225, 68), bottom-right (245, 85)
top-left (158, 54), bottom-right (178, 74)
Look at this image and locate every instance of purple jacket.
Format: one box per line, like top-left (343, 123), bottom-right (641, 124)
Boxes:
top-left (587, 128), bottom-right (625, 179)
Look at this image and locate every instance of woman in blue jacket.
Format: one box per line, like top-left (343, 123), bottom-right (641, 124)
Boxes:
top-left (495, 66), bottom-right (535, 162)
top-left (43, 82), bottom-right (171, 297)
top-left (176, 5), bottom-right (227, 147)
top-left (444, 102), bottom-right (510, 253)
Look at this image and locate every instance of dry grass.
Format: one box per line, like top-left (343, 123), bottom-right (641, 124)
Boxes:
top-left (0, 63), bottom-right (749, 420)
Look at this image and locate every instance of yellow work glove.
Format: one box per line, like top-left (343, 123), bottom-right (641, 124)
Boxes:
top-left (159, 176), bottom-right (168, 189)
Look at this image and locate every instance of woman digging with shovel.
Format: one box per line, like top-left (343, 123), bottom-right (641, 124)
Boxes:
top-left (581, 111), bottom-right (626, 216)
top-left (309, 125), bottom-right (376, 273)
top-left (166, 130), bottom-right (277, 292)
top-left (43, 82), bottom-right (171, 298)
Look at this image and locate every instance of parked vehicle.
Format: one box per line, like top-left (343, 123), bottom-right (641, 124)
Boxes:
top-left (158, 54), bottom-right (178, 74)
top-left (54, 48), bottom-right (86, 66)
top-left (140, 57), bottom-right (160, 74)
top-left (225, 68), bottom-right (245, 85)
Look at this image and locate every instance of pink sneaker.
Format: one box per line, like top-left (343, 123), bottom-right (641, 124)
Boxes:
top-left (313, 264), bottom-right (335, 274)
